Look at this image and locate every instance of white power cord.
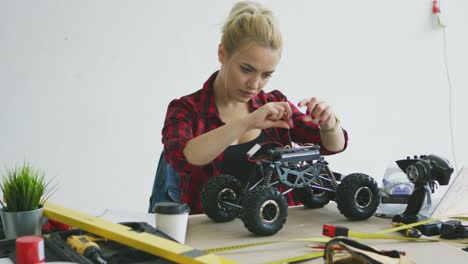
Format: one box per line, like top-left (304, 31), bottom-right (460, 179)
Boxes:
top-left (442, 28), bottom-right (458, 172)
top-left (438, 0), bottom-right (458, 172)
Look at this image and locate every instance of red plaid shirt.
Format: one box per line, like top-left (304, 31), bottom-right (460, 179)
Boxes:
top-left (162, 72), bottom-right (348, 214)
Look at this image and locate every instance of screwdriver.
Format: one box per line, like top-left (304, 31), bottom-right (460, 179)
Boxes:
top-left (391, 222), bottom-right (422, 238)
top-left (308, 244), bottom-right (407, 256)
top-left (66, 235), bottom-right (107, 264)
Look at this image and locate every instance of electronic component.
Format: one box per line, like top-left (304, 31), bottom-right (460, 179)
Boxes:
top-left (391, 154), bottom-right (454, 236)
top-left (440, 220), bottom-right (468, 239)
top-left (266, 146), bottom-right (320, 163)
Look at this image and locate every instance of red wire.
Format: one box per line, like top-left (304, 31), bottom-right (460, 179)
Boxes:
top-left (260, 140), bottom-right (283, 148)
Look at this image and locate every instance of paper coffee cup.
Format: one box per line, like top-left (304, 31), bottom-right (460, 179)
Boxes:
top-left (154, 202), bottom-right (190, 243)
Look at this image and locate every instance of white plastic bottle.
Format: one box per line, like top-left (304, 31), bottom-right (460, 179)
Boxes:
top-left (376, 162), bottom-right (414, 217)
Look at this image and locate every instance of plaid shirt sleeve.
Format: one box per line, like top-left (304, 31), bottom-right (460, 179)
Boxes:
top-left (161, 98), bottom-right (200, 176)
top-left (161, 96), bottom-right (219, 214)
top-left (267, 90), bottom-right (348, 155)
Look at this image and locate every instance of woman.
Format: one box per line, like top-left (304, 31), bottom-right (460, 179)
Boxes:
top-left (161, 1), bottom-right (348, 214)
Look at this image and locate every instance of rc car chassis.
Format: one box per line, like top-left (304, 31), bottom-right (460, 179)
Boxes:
top-left (201, 145), bottom-right (381, 236)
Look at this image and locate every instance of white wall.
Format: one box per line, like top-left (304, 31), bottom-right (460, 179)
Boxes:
top-left (1, 0), bottom-right (467, 215)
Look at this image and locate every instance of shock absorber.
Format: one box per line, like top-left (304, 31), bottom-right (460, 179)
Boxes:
top-left (323, 164), bottom-right (338, 188)
top-left (264, 165), bottom-right (274, 187)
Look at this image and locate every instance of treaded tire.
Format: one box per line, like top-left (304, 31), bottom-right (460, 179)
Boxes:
top-left (201, 174), bottom-right (242, 222)
top-left (336, 173), bottom-right (380, 220)
top-left (240, 186), bottom-right (288, 236)
top-left (294, 187), bottom-right (330, 208)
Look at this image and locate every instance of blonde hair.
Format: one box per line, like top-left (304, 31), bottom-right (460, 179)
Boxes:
top-left (221, 1), bottom-right (282, 55)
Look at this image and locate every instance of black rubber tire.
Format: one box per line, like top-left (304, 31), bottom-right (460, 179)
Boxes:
top-left (294, 186), bottom-right (330, 208)
top-left (240, 186), bottom-right (288, 236)
top-left (201, 174), bottom-right (243, 222)
top-left (336, 173), bottom-right (381, 220)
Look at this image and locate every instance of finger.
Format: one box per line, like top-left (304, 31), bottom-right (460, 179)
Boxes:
top-left (297, 99), bottom-right (310, 108)
top-left (273, 102), bottom-right (293, 119)
top-left (265, 108), bottom-right (282, 123)
top-left (281, 103), bottom-right (294, 127)
top-left (297, 97), bottom-right (317, 108)
top-left (278, 110), bottom-right (294, 128)
top-left (316, 105), bottom-right (332, 126)
top-left (310, 102), bottom-right (328, 124)
top-left (265, 104), bottom-right (280, 117)
top-left (318, 113), bottom-right (334, 129)
top-left (281, 102), bottom-right (293, 119)
top-left (297, 97), bottom-right (319, 115)
top-left (271, 104), bottom-right (287, 121)
top-left (306, 98), bottom-right (322, 118)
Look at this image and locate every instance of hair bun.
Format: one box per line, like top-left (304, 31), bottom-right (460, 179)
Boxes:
top-left (221, 1), bottom-right (282, 55)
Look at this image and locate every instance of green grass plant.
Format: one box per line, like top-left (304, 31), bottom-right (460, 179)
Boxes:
top-left (0, 163), bottom-right (55, 212)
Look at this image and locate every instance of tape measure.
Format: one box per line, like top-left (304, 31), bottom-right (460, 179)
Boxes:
top-left (204, 218), bottom-right (455, 264)
top-left (450, 216), bottom-right (468, 221)
top-left (204, 219), bottom-right (439, 254)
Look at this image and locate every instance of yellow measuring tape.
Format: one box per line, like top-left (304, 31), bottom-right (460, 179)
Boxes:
top-left (259, 218), bottom-right (466, 264)
top-left (204, 217), bottom-right (468, 264)
top-left (204, 218), bottom-right (439, 254)
top-left (450, 216), bottom-right (468, 221)
top-left (204, 238), bottom-right (330, 254)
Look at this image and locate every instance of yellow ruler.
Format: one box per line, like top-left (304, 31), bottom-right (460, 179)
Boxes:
top-left (43, 202), bottom-right (235, 264)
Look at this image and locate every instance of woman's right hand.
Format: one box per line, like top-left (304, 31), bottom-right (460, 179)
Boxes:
top-left (245, 102), bottom-right (294, 130)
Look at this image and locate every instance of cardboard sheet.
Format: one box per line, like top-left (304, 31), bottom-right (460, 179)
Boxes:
top-left (185, 204), bottom-right (468, 263)
top-left (431, 167), bottom-right (468, 218)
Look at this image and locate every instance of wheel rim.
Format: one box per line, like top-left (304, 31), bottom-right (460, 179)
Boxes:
top-left (312, 188), bottom-right (326, 197)
top-left (311, 177), bottom-right (327, 197)
top-left (259, 199), bottom-right (280, 224)
top-left (406, 165), bottom-right (419, 183)
top-left (217, 188), bottom-right (236, 209)
top-left (354, 186), bottom-right (373, 209)
top-left (303, 174), bottom-right (327, 197)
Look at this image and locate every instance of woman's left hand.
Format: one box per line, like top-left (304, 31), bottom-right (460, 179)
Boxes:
top-left (297, 97), bottom-right (337, 130)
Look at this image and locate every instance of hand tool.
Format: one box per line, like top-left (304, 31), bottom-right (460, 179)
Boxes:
top-left (391, 222), bottom-right (422, 238)
top-left (308, 244), bottom-right (407, 255)
top-left (66, 235), bottom-right (107, 264)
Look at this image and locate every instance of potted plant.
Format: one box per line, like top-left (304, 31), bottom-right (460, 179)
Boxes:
top-left (0, 163), bottom-right (55, 239)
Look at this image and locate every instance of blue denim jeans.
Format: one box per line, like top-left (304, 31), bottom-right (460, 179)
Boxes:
top-left (148, 152), bottom-right (181, 213)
